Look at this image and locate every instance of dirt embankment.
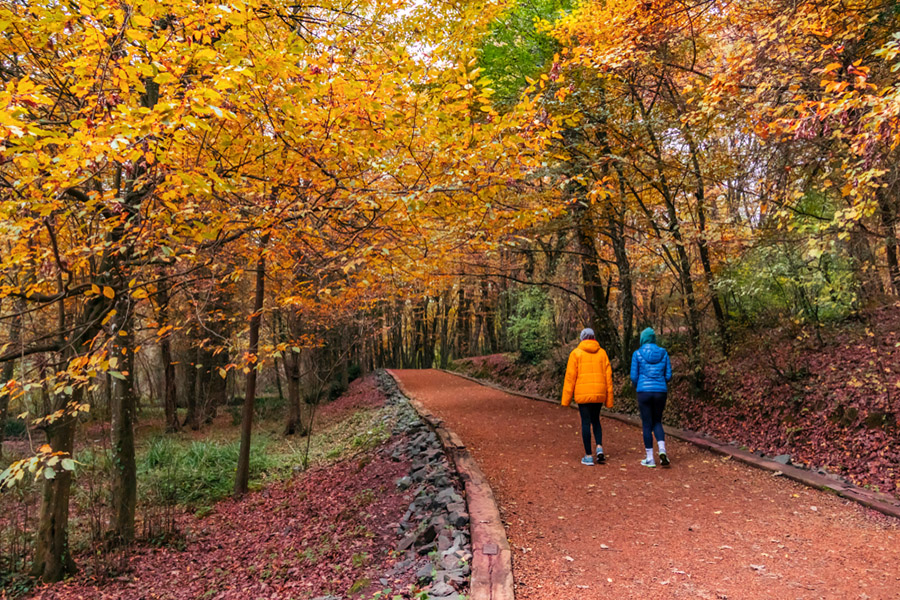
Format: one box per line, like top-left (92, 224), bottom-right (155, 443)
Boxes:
top-left (451, 304), bottom-right (900, 498)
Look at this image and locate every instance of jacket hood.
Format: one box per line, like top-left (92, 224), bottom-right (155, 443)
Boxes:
top-left (578, 339), bottom-right (601, 354)
top-left (640, 327), bottom-right (656, 346)
top-left (640, 343), bottom-right (665, 364)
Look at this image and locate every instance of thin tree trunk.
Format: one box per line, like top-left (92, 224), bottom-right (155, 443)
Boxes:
top-left (481, 281), bottom-right (498, 353)
top-left (235, 235), bottom-right (269, 498)
top-left (877, 189), bottom-right (900, 295)
top-left (439, 291), bottom-right (451, 368)
top-left (572, 202), bottom-right (620, 360)
top-left (683, 126), bottom-right (729, 355)
top-left (604, 181), bottom-right (634, 369)
top-left (110, 296), bottom-right (136, 544)
top-left (157, 285), bottom-right (179, 433)
top-left (0, 298), bottom-right (22, 459)
top-left (283, 350), bottom-right (304, 436)
top-left (183, 344), bottom-right (200, 430)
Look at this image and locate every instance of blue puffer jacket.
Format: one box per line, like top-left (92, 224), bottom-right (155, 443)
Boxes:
top-left (630, 343), bottom-right (672, 393)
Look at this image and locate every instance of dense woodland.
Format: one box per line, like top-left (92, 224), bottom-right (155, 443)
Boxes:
top-left (1, 0), bottom-right (899, 591)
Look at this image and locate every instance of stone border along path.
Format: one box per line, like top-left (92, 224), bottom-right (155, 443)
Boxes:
top-left (374, 372), bottom-right (474, 600)
top-left (386, 370), bottom-right (516, 600)
top-left (439, 368), bottom-right (900, 520)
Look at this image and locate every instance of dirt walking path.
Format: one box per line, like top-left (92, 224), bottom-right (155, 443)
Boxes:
top-left (391, 369), bottom-right (900, 600)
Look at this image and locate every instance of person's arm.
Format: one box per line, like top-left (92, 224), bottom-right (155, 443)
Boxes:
top-left (665, 351), bottom-right (673, 382)
top-left (604, 350), bottom-right (614, 409)
top-left (561, 351), bottom-right (577, 407)
top-left (630, 351), bottom-right (639, 386)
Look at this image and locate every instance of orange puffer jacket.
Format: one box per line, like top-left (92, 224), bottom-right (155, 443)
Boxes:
top-left (561, 339), bottom-right (614, 408)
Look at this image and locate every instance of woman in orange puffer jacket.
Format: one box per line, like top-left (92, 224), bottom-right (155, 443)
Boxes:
top-left (561, 328), bottom-right (614, 466)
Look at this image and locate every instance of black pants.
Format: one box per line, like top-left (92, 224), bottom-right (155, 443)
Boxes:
top-left (637, 391), bottom-right (667, 449)
top-left (578, 403), bottom-right (603, 455)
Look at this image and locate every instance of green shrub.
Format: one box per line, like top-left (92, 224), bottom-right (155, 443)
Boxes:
top-left (507, 287), bottom-right (556, 364)
top-left (3, 418), bottom-right (27, 439)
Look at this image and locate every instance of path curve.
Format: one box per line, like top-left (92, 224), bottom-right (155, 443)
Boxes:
top-left (391, 369), bottom-right (900, 600)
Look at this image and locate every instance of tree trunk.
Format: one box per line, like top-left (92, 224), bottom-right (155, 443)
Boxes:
top-left (31, 409), bottom-right (77, 582)
top-left (110, 296), bottom-right (136, 544)
top-left (481, 281), bottom-right (498, 354)
top-left (183, 345), bottom-right (200, 430)
top-left (877, 188), bottom-right (900, 295)
top-left (572, 202), bottom-right (620, 360)
top-left (604, 183), bottom-right (634, 370)
top-left (157, 286), bottom-right (179, 433)
top-left (684, 128), bottom-right (729, 356)
top-left (847, 225), bottom-right (884, 303)
top-left (0, 298), bottom-right (22, 459)
top-left (235, 235), bottom-right (268, 498)
top-left (456, 287), bottom-right (471, 357)
top-left (439, 291), bottom-right (451, 368)
top-left (283, 350), bottom-right (304, 436)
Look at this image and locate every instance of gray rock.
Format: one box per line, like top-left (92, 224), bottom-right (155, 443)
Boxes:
top-left (417, 541), bottom-right (437, 556)
top-left (416, 562), bottom-right (435, 582)
top-left (773, 454), bottom-right (791, 465)
top-left (437, 532), bottom-right (454, 552)
top-left (449, 510), bottom-right (468, 529)
top-left (435, 488), bottom-right (463, 506)
top-left (429, 582), bottom-right (456, 597)
top-left (396, 476), bottom-right (413, 490)
top-left (398, 532), bottom-right (418, 552)
top-left (442, 568), bottom-right (467, 585)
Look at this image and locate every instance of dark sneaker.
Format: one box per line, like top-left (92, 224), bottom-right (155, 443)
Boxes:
top-left (596, 452), bottom-right (606, 465)
top-left (659, 453), bottom-right (670, 468)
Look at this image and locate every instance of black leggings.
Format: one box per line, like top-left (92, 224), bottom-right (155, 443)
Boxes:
top-left (578, 403), bottom-right (603, 455)
top-left (637, 391), bottom-right (667, 449)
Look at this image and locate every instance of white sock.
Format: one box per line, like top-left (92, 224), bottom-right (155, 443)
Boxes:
top-left (645, 448), bottom-right (654, 462)
top-left (658, 441), bottom-right (666, 455)
top-left (596, 445), bottom-right (603, 454)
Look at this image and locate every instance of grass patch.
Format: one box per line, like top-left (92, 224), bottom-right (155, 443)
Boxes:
top-left (138, 436), bottom-right (278, 508)
top-left (134, 405), bottom-right (393, 510)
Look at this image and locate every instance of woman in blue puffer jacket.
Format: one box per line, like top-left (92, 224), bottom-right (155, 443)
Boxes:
top-left (630, 327), bottom-right (673, 468)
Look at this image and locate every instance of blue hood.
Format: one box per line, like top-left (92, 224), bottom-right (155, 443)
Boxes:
top-left (640, 343), bottom-right (666, 364)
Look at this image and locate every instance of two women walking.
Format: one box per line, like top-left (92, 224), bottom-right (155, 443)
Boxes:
top-left (561, 326), bottom-right (672, 468)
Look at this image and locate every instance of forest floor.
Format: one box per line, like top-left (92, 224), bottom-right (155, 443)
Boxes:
top-left (452, 303), bottom-right (900, 499)
top-left (392, 368), bottom-right (900, 600)
top-left (16, 376), bottom-right (431, 600)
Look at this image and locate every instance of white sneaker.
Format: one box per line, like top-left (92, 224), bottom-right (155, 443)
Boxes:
top-left (641, 458), bottom-right (656, 468)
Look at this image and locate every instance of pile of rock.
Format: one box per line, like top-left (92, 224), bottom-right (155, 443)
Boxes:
top-left (378, 372), bottom-right (471, 600)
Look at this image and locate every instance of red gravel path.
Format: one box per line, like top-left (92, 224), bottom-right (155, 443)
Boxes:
top-left (392, 369), bottom-right (900, 600)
